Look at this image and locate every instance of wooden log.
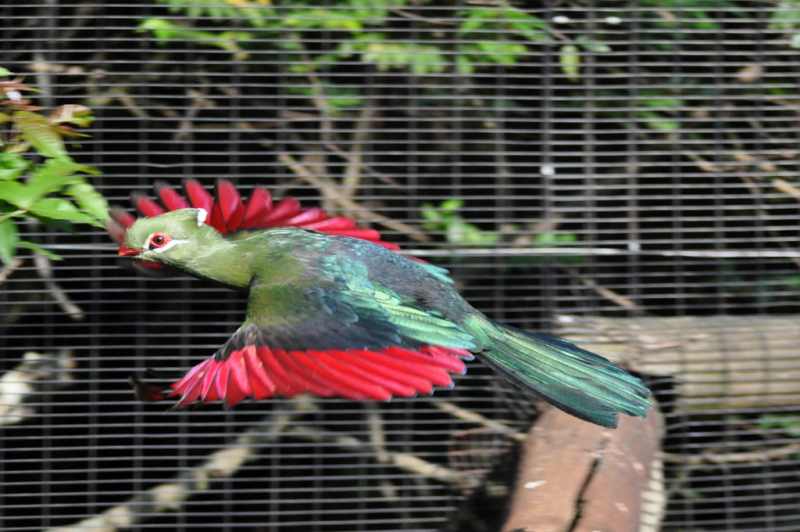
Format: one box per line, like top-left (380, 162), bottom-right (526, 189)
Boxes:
top-left (557, 314), bottom-right (800, 411)
top-left (503, 407), bottom-right (664, 532)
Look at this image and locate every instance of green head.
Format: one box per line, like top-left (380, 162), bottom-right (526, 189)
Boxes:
top-left (119, 208), bottom-right (222, 267)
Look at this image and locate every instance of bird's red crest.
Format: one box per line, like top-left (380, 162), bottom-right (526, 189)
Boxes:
top-left (107, 179), bottom-right (400, 259)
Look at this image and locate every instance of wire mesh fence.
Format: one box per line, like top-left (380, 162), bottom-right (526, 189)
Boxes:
top-left (3, 1), bottom-right (800, 531)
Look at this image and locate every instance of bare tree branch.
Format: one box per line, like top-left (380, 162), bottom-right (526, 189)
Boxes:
top-left (279, 151), bottom-right (430, 242)
top-left (661, 443), bottom-right (800, 466)
top-left (33, 253), bottom-right (84, 320)
top-left (44, 399), bottom-right (312, 532)
top-left (0, 351), bottom-right (74, 426)
top-left (0, 257), bottom-right (23, 285)
top-left (432, 400), bottom-right (527, 443)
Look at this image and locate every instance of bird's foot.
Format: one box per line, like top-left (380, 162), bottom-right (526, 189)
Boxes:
top-left (128, 369), bottom-right (172, 402)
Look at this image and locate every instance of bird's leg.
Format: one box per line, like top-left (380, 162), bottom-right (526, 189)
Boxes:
top-left (128, 369), bottom-right (172, 402)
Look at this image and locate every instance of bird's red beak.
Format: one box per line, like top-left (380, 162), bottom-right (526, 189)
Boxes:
top-left (118, 246), bottom-right (142, 257)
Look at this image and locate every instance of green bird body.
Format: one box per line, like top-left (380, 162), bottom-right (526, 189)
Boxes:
top-left (120, 207), bottom-right (651, 428)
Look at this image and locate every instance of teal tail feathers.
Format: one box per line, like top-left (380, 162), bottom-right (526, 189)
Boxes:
top-left (466, 317), bottom-right (652, 428)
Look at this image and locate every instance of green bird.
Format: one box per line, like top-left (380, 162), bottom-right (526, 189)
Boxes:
top-left (117, 197), bottom-right (651, 428)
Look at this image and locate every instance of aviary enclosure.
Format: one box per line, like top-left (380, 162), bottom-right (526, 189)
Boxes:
top-left (2, 2), bottom-right (800, 531)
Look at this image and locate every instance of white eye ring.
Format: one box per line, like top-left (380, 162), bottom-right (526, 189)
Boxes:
top-left (151, 239), bottom-right (187, 254)
top-left (144, 232), bottom-right (187, 254)
top-left (196, 208), bottom-right (207, 227)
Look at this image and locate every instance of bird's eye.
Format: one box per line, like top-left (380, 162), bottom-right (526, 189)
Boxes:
top-left (146, 232), bottom-right (171, 251)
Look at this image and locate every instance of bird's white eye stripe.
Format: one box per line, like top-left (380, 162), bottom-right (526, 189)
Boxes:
top-left (197, 208), bottom-right (207, 227)
top-left (152, 239), bottom-right (188, 253)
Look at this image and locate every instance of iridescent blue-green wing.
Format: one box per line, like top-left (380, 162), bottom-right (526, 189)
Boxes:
top-left (169, 270), bottom-right (476, 407)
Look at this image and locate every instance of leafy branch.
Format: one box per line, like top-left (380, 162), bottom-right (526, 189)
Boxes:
top-left (0, 67), bottom-right (108, 264)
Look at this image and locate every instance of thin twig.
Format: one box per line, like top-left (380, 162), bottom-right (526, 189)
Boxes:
top-left (364, 404), bottom-right (401, 500)
top-left (114, 90), bottom-right (149, 119)
top-left (33, 253), bottom-right (84, 320)
top-left (0, 257), bottom-right (24, 284)
top-left (287, 425), bottom-right (472, 487)
top-left (739, 175), bottom-right (800, 269)
top-left (432, 400), bottom-right (527, 443)
top-left (342, 104), bottom-right (375, 198)
top-left (306, 72), bottom-right (399, 189)
top-left (774, 178), bottom-right (800, 201)
top-left (279, 151), bottom-right (430, 242)
top-left (324, 140), bottom-right (400, 188)
top-left (391, 9), bottom-right (454, 26)
top-left (174, 89), bottom-right (214, 141)
top-left (564, 267), bottom-right (643, 312)
top-left (365, 404), bottom-right (389, 463)
top-left (660, 442), bottom-right (800, 465)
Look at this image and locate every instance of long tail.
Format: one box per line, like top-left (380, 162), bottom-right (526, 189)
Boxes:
top-left (466, 317), bottom-right (652, 428)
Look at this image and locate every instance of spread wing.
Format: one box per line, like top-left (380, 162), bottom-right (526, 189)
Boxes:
top-left (169, 270), bottom-right (477, 407)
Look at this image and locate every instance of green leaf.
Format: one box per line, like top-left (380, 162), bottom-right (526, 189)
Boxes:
top-left (0, 153), bottom-right (29, 181)
top-left (26, 158), bottom-right (92, 199)
top-left (506, 9), bottom-right (549, 42)
top-left (758, 414), bottom-right (800, 437)
top-left (28, 198), bottom-right (102, 227)
top-left (0, 219), bottom-right (18, 264)
top-left (560, 44), bottom-right (580, 80)
top-left (0, 181), bottom-right (37, 209)
top-left (285, 9), bottom-right (363, 31)
top-left (459, 8), bottom-right (492, 34)
top-left (17, 240), bottom-right (61, 260)
top-left (0, 67), bottom-right (10, 77)
top-left (643, 97), bottom-right (683, 109)
top-left (440, 199), bottom-right (463, 212)
top-left (355, 36), bottom-right (447, 75)
top-left (638, 110), bottom-right (679, 132)
top-left (456, 55), bottom-right (474, 75)
top-left (348, 0), bottom-right (392, 24)
top-left (769, 0), bottom-right (800, 31)
top-left (476, 40), bottom-right (526, 66)
top-left (459, 7), bottom-right (548, 43)
top-left (14, 111), bottom-right (67, 158)
top-left (139, 18), bottom-right (180, 41)
top-left (535, 232), bottom-right (577, 246)
top-left (576, 36), bottom-right (611, 53)
top-left (421, 203), bottom-right (441, 224)
top-left (138, 19), bottom-right (252, 60)
top-left (67, 181), bottom-right (110, 223)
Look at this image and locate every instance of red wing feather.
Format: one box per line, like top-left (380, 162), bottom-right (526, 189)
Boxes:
top-left (200, 359), bottom-right (221, 402)
top-left (169, 345), bottom-right (470, 407)
top-left (312, 351), bottom-right (392, 400)
top-left (214, 362), bottom-right (231, 403)
top-left (332, 350), bottom-right (422, 396)
top-left (280, 349), bottom-right (336, 397)
top-left (228, 349), bottom-right (253, 397)
top-left (243, 346), bottom-right (276, 399)
top-left (258, 346), bottom-right (300, 396)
